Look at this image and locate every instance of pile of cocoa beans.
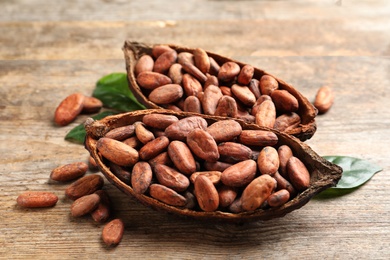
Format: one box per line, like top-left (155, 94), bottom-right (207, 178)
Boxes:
top-left (16, 161), bottom-right (124, 246)
top-left (93, 113), bottom-right (310, 213)
top-left (134, 45), bottom-right (302, 132)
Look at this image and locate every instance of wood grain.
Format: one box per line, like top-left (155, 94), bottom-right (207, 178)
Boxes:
top-left (1, 0), bottom-right (390, 259)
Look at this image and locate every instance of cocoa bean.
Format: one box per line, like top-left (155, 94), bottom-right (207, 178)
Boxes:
top-left (190, 171), bottom-right (222, 185)
top-left (214, 95), bottom-right (238, 118)
top-left (193, 48), bottom-right (210, 74)
top-left (271, 89), bottom-right (299, 112)
top-left (50, 162), bottom-right (88, 182)
top-left (102, 218), bottom-right (124, 246)
top-left (237, 64), bottom-right (254, 85)
top-left (187, 129), bottom-right (219, 162)
top-left (274, 112), bottom-right (301, 132)
top-left (257, 146), bottom-right (279, 175)
top-left (278, 145), bottom-right (293, 178)
top-left (218, 142), bottom-right (252, 164)
top-left (255, 99), bottom-right (276, 128)
top-left (231, 84), bottom-right (256, 107)
top-left (97, 137), bottom-right (139, 167)
top-left (131, 161), bottom-right (153, 194)
top-left (183, 95), bottom-right (202, 113)
top-left (136, 71), bottom-right (172, 90)
top-left (260, 75), bottom-right (278, 95)
top-left (218, 61), bottom-right (240, 82)
top-left (105, 125), bottom-right (135, 141)
top-left (139, 136), bottom-right (169, 161)
top-left (194, 175), bottom-right (219, 212)
top-left (240, 175), bottom-right (276, 211)
top-left (168, 63), bottom-right (184, 85)
top-left (267, 189), bottom-right (290, 207)
top-left (149, 183), bottom-right (187, 207)
top-left (148, 84), bottom-right (184, 105)
top-left (153, 50), bottom-right (177, 74)
top-left (287, 156), bottom-right (311, 191)
top-left (17, 191), bottom-right (58, 208)
top-left (314, 86), bottom-right (334, 114)
top-left (167, 140), bottom-right (197, 175)
top-left (165, 116), bottom-right (208, 141)
top-left (221, 159), bottom-right (257, 187)
top-left (142, 113), bottom-right (179, 130)
top-left (206, 119), bottom-right (242, 143)
top-left (54, 92), bottom-right (85, 126)
top-left (238, 130), bottom-right (278, 147)
top-left (65, 174), bottom-right (104, 200)
top-left (202, 84), bottom-right (223, 115)
top-left (135, 54), bottom-right (154, 76)
top-left (70, 193), bottom-right (100, 217)
top-left (154, 164), bottom-right (190, 192)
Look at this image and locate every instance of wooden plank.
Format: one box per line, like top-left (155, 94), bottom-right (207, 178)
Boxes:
top-left (0, 57), bottom-right (389, 259)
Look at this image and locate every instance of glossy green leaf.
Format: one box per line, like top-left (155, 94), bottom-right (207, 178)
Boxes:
top-left (315, 156), bottom-right (382, 199)
top-left (65, 111), bottom-right (117, 144)
top-left (93, 72), bottom-right (145, 112)
top-left (324, 156), bottom-right (382, 189)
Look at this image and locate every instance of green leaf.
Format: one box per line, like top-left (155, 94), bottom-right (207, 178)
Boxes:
top-left (65, 111), bottom-right (117, 144)
top-left (315, 156), bottom-right (382, 199)
top-left (93, 72), bottom-right (145, 112)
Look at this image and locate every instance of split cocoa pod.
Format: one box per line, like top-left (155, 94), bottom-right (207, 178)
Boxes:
top-left (123, 41), bottom-right (317, 141)
top-left (84, 109), bottom-right (341, 223)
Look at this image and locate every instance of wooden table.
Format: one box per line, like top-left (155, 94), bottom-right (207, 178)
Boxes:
top-left (1, 1), bottom-right (389, 259)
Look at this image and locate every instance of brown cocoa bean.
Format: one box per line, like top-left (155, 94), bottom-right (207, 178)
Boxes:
top-left (257, 146), bottom-right (279, 175)
top-left (273, 171), bottom-right (297, 198)
top-left (65, 174), bottom-right (104, 200)
top-left (287, 156), bottom-right (311, 191)
top-left (97, 137), bottom-right (139, 167)
top-left (251, 95), bottom-right (272, 116)
top-left (109, 162), bottom-right (131, 184)
top-left (123, 136), bottom-right (142, 149)
top-left (152, 44), bottom-right (174, 58)
top-left (271, 89), bottom-right (299, 112)
top-left (105, 125), bottom-right (135, 141)
top-left (134, 122), bottom-right (155, 144)
top-left (16, 191), bottom-right (58, 208)
top-left (228, 197), bottom-right (243, 213)
top-left (183, 191), bottom-right (197, 209)
top-left (187, 129), bottom-right (219, 162)
top-left (139, 136), bottom-right (169, 161)
top-left (165, 116), bottom-right (208, 141)
top-left (240, 175), bottom-right (276, 211)
top-left (206, 119), bottom-right (242, 143)
top-left (237, 64), bottom-right (254, 85)
top-left (142, 113), bottom-right (179, 130)
top-left (218, 185), bottom-right (238, 208)
top-left (54, 92), bottom-right (85, 126)
top-left (202, 84), bottom-right (223, 115)
top-left (231, 84), bottom-right (256, 107)
top-left (149, 183), bottom-right (187, 206)
top-left (255, 99), bottom-right (276, 128)
top-left (167, 140), bottom-right (197, 175)
top-left (148, 84), bottom-right (184, 105)
top-left (267, 189), bottom-right (290, 207)
top-left (102, 218), bottom-right (124, 246)
top-left (154, 164), bottom-right (190, 192)
top-left (221, 159), bottom-right (257, 187)
top-left (131, 161), bottom-right (153, 194)
top-left (91, 190), bottom-right (111, 223)
top-left (177, 52), bottom-right (194, 65)
top-left (136, 71), bottom-right (172, 90)
top-left (278, 145), bottom-right (293, 178)
top-left (214, 95), bottom-right (238, 118)
top-left (218, 142), bottom-right (252, 164)
top-left (194, 175), bottom-right (219, 212)
top-left (238, 130), bottom-right (278, 147)
top-left (134, 54), bottom-right (154, 76)
top-left (153, 50), bottom-right (177, 74)
top-left (274, 112), bottom-right (301, 132)
top-left (82, 96), bottom-right (103, 114)
top-left (183, 95), bottom-right (202, 113)
top-left (219, 86), bottom-right (232, 96)
top-left (203, 161), bottom-right (233, 172)
top-left (50, 162), bottom-right (88, 182)
top-left (248, 79), bottom-right (261, 99)
top-left (180, 61), bottom-right (207, 83)
top-left (182, 73), bottom-right (203, 97)
top-left (168, 63), bottom-right (184, 85)
top-left (70, 193), bottom-right (100, 217)
top-left (314, 86), bottom-right (334, 114)
top-left (209, 57), bottom-right (220, 75)
top-left (193, 47), bottom-right (210, 74)
top-left (204, 75), bottom-right (219, 89)
top-left (260, 75), bottom-right (278, 95)
top-left (190, 171), bottom-right (222, 185)
top-left (218, 61), bottom-right (240, 82)
top-left (148, 151), bottom-right (173, 168)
